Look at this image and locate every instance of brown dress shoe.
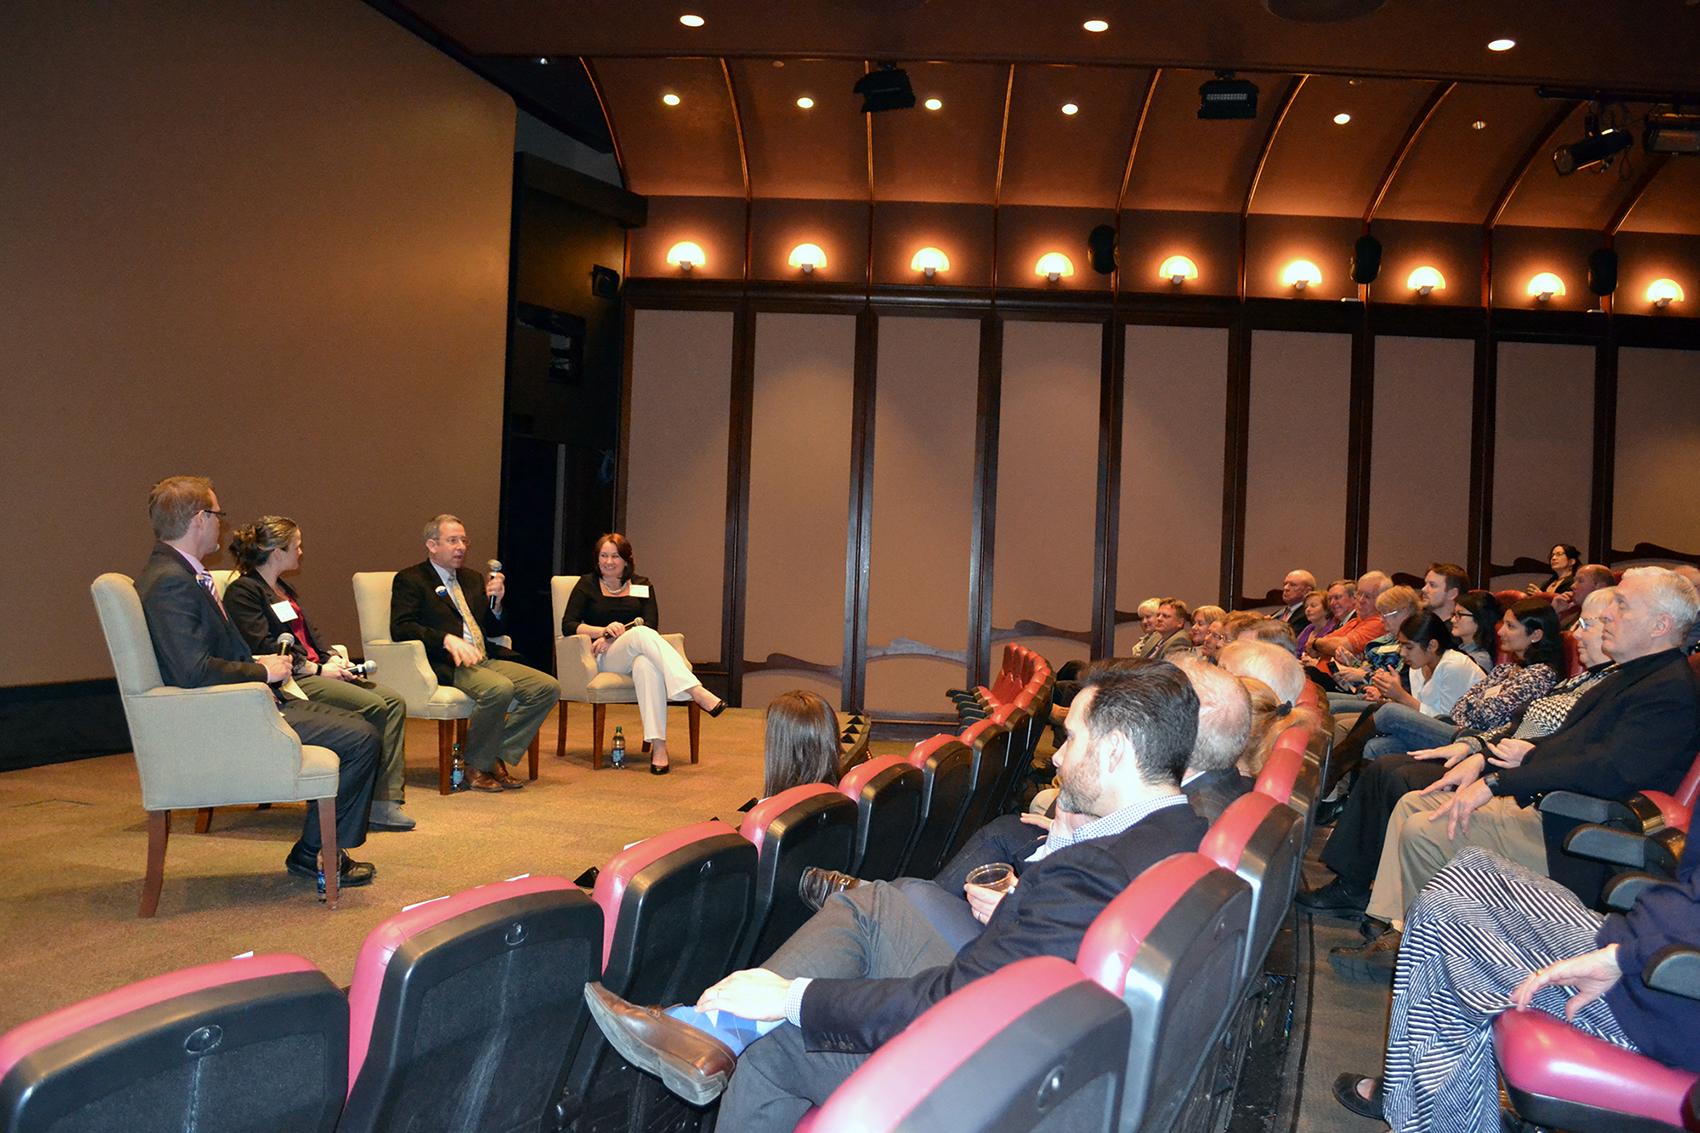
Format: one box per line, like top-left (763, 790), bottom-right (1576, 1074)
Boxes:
top-left (466, 768), bottom-right (504, 793)
top-left (582, 982), bottom-right (735, 1106)
top-left (490, 761), bottom-right (525, 789)
top-left (798, 866), bottom-right (862, 912)
top-left (1329, 928), bottom-right (1401, 984)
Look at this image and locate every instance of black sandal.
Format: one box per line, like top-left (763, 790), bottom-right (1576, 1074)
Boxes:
top-left (1331, 1073), bottom-right (1385, 1121)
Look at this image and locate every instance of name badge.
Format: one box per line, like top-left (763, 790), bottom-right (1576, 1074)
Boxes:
top-left (629, 584), bottom-right (650, 598)
top-left (270, 600), bottom-right (296, 622)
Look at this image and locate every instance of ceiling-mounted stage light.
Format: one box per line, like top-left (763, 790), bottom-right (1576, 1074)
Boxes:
top-left (1198, 72), bottom-right (1259, 120)
top-left (1553, 121), bottom-right (1633, 175)
top-left (854, 64), bottom-right (916, 113)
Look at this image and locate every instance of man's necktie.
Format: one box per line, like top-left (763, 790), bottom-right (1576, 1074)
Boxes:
top-left (196, 570), bottom-right (226, 617)
top-left (445, 575), bottom-right (487, 661)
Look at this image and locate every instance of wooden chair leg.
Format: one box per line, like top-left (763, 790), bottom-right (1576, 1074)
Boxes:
top-left (592, 704), bottom-right (606, 771)
top-left (194, 806), bottom-right (214, 834)
top-left (527, 732), bottom-right (540, 780)
top-left (688, 702), bottom-right (702, 764)
top-left (555, 701), bottom-right (568, 759)
top-left (437, 720), bottom-right (453, 795)
top-left (140, 810), bottom-right (169, 918)
top-left (318, 797), bottom-right (339, 910)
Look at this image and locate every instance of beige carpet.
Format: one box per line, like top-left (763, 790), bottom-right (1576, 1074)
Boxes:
top-left (0, 704), bottom-right (910, 1032)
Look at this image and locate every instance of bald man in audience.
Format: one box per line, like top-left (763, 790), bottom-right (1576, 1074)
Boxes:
top-left (1220, 639), bottom-right (1308, 707)
top-left (1172, 655), bottom-right (1255, 821)
top-left (1309, 571), bottom-right (1391, 661)
top-left (1276, 569), bottom-right (1317, 632)
top-left (1552, 563), bottom-right (1614, 630)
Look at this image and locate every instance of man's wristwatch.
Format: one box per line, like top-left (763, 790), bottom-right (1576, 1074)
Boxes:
top-left (1481, 772), bottom-right (1501, 795)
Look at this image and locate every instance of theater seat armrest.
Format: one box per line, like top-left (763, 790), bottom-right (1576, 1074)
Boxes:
top-left (1603, 871), bottom-right (1670, 912)
top-left (1645, 946), bottom-right (1700, 1000)
top-left (361, 639), bottom-right (439, 706)
top-left (1537, 791), bottom-right (1640, 829)
top-left (1561, 824), bottom-right (1679, 873)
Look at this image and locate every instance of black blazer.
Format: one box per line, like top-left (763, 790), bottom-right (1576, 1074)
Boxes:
top-left (135, 542), bottom-right (266, 689)
top-left (1184, 767), bottom-right (1255, 825)
top-left (559, 573), bottom-right (659, 637)
top-left (389, 560), bottom-right (520, 685)
top-left (798, 802), bottom-right (1207, 1053)
top-left (223, 573), bottom-right (329, 665)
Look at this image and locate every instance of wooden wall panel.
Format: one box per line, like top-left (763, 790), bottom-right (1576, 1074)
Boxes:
top-left (864, 316), bottom-right (980, 715)
top-left (1116, 325), bottom-right (1228, 652)
top-left (1490, 341), bottom-right (1595, 587)
top-left (1614, 347), bottom-right (1700, 560)
top-left (625, 310), bottom-right (733, 661)
top-left (991, 320), bottom-right (1102, 666)
top-left (1366, 335), bottom-right (1474, 578)
top-left (1243, 331), bottom-right (1353, 600)
top-left (743, 312), bottom-right (856, 708)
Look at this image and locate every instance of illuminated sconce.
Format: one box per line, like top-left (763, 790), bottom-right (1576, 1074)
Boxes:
top-left (788, 242), bottom-right (826, 275)
top-left (666, 241), bottom-right (705, 273)
top-left (1647, 278), bottom-right (1685, 309)
top-left (1407, 266), bottom-right (1445, 296)
top-left (1036, 252), bottom-right (1075, 283)
top-left (910, 246), bottom-right (950, 280)
top-left (1527, 272), bottom-right (1565, 302)
top-left (1282, 259), bottom-right (1322, 292)
top-left (1159, 255), bottom-right (1198, 286)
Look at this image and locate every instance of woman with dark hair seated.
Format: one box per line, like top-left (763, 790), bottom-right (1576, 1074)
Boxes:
top-left (1295, 589), bottom-right (1337, 656)
top-left (224, 516), bottom-right (414, 830)
top-left (1526, 541), bottom-right (1581, 596)
top-left (1447, 590), bottom-right (1500, 673)
top-left (760, 690), bottom-right (842, 797)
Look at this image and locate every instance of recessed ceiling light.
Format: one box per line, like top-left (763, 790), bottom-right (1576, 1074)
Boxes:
top-left (679, 13), bottom-right (705, 27)
top-left (1061, 102), bottom-right (1080, 116)
top-left (662, 92), bottom-right (681, 107)
top-left (1472, 119), bottom-right (1487, 130)
top-left (796, 96), bottom-right (814, 109)
top-left (537, 57), bottom-right (549, 65)
top-left (1082, 18), bottom-right (1109, 32)
top-left (1333, 112), bottom-right (1351, 125)
top-left (1487, 37), bottom-right (1515, 51)
top-left (924, 97), bottom-right (942, 111)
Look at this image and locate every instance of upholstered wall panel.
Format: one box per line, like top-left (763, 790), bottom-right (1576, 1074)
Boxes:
top-left (1366, 335), bottom-right (1474, 578)
top-left (625, 309), bottom-right (734, 662)
top-left (991, 320), bottom-right (1102, 667)
top-left (1614, 347), bottom-right (1700, 561)
top-left (1116, 324), bottom-right (1229, 653)
top-left (1490, 341), bottom-right (1595, 588)
top-left (864, 316), bottom-right (981, 715)
top-left (1243, 331), bottom-right (1353, 602)
top-left (742, 313), bottom-right (856, 708)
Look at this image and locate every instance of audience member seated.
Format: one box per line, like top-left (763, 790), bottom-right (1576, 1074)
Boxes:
top-left (1275, 569), bottom-right (1317, 632)
top-left (1419, 562), bottom-right (1469, 622)
top-left (1147, 597), bottom-right (1196, 659)
top-left (1323, 588), bottom-right (1618, 980)
top-left (224, 516), bottom-right (413, 831)
top-left (1333, 840), bottom-right (1700, 1131)
top-left (1202, 616), bottom-right (1229, 662)
top-left (761, 690), bottom-right (842, 796)
top-left (1295, 588), bottom-right (1338, 656)
top-left (1171, 656), bottom-right (1255, 821)
top-left (1190, 604), bottom-right (1226, 650)
top-left (1218, 638), bottom-right (1309, 709)
top-left (1526, 541), bottom-right (1582, 596)
top-left (1307, 571), bottom-right (1391, 663)
top-left (391, 514), bottom-right (558, 791)
top-left (1126, 597), bottom-right (1163, 659)
top-left (579, 663), bottom-right (1208, 1128)
top-left (1673, 564), bottom-right (1700, 653)
top-left (1328, 584), bottom-right (1421, 712)
top-left (1239, 675), bottom-right (1327, 780)
top-left (559, 532), bottom-right (726, 774)
top-left (136, 475), bottom-right (380, 892)
top-left (1447, 590), bottom-right (1501, 672)
top-left (1222, 610), bottom-right (1300, 654)
top-left (1552, 563), bottom-right (1614, 629)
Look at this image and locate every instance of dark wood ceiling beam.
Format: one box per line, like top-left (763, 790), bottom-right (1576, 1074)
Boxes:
top-left (1112, 68), bottom-right (1161, 297)
top-left (1484, 102), bottom-right (1578, 230)
top-left (1362, 80), bottom-right (1453, 229)
top-left (1239, 75), bottom-right (1307, 301)
top-left (1605, 152), bottom-right (1671, 239)
top-left (578, 58), bottom-right (625, 187)
top-left (990, 63), bottom-right (1014, 294)
top-left (864, 61), bottom-right (875, 290)
top-left (719, 59), bottom-right (753, 282)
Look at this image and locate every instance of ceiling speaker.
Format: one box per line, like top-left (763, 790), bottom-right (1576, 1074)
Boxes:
top-left (1086, 224), bottom-right (1117, 276)
top-left (1588, 248), bottom-right (1618, 296)
top-left (1351, 235), bottom-right (1382, 285)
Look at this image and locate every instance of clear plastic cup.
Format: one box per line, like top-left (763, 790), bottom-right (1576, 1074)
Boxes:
top-left (964, 862), bottom-right (1017, 893)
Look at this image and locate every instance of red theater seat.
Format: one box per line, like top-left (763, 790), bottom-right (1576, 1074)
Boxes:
top-left (837, 754), bottom-right (924, 881)
top-left (1255, 722), bottom-right (1311, 807)
top-left (737, 784), bottom-right (858, 966)
top-left (1494, 1008), bottom-right (1699, 1133)
top-left (902, 735), bottom-right (977, 879)
top-left (945, 717), bottom-right (1021, 863)
top-left (1201, 792), bottom-right (1306, 983)
top-left (337, 875), bottom-right (601, 1133)
top-left (0, 954), bottom-right (345, 1133)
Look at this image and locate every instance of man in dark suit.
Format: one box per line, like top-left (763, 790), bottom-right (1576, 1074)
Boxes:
top-left (584, 663), bottom-right (1208, 1127)
top-left (390, 514), bottom-right (557, 792)
top-left (1276, 569), bottom-right (1317, 633)
top-left (136, 475), bottom-right (380, 889)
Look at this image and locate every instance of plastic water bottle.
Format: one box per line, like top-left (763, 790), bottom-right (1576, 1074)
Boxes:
top-left (611, 725), bottom-right (626, 769)
top-left (451, 740), bottom-right (466, 791)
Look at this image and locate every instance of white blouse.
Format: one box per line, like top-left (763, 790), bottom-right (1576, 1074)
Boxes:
top-left (1409, 649), bottom-right (1486, 718)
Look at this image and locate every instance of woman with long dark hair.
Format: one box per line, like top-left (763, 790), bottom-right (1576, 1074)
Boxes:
top-left (1447, 591), bottom-right (1500, 672)
top-left (761, 690), bottom-right (843, 797)
top-left (1526, 542), bottom-right (1581, 596)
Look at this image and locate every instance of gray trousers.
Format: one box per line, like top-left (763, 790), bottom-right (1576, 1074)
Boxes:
top-left (296, 674), bottom-right (407, 801)
top-left (450, 659), bottom-right (559, 773)
top-left (718, 881), bottom-right (962, 1129)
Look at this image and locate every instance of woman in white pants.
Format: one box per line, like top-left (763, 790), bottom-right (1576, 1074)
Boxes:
top-left (561, 533), bottom-right (725, 773)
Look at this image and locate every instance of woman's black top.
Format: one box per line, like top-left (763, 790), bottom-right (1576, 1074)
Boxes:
top-left (223, 573), bottom-right (327, 664)
top-left (561, 574), bottom-right (660, 636)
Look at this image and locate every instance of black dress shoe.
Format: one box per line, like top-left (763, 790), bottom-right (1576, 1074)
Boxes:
top-left (582, 983), bottom-right (735, 1106)
top-left (799, 866), bottom-right (862, 911)
top-left (284, 847), bottom-right (377, 888)
top-left (1295, 878), bottom-right (1369, 918)
top-left (705, 698), bottom-right (728, 718)
top-left (650, 760), bottom-right (670, 775)
top-left (1331, 1074), bottom-right (1385, 1121)
top-left (1313, 795), bottom-right (1349, 827)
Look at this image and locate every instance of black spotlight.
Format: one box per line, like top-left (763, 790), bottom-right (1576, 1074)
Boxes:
top-left (1553, 126), bottom-right (1632, 175)
top-left (854, 64), bottom-right (915, 113)
top-left (1351, 235), bottom-right (1382, 285)
top-left (1086, 224), bottom-right (1117, 275)
top-left (1198, 72), bottom-right (1259, 120)
top-left (1588, 248), bottom-right (1619, 297)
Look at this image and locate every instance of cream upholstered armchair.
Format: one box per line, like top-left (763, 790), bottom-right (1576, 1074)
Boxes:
top-left (551, 575), bottom-right (700, 770)
top-left (90, 573), bottom-right (344, 916)
top-left (351, 570), bottom-right (539, 794)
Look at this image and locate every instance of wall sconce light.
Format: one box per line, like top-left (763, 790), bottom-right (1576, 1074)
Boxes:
top-left (1406, 266), bottom-right (1445, 296)
top-left (1527, 272), bottom-right (1565, 302)
top-left (788, 243), bottom-right (826, 275)
top-left (666, 241), bottom-right (705, 273)
top-left (1647, 278), bottom-right (1685, 309)
top-left (1036, 252), bottom-right (1075, 283)
top-left (1282, 259), bottom-right (1322, 292)
top-left (1159, 255), bottom-right (1198, 286)
top-left (910, 246), bottom-right (950, 280)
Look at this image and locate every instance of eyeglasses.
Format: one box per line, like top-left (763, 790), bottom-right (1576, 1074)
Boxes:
top-left (201, 508), bottom-right (227, 519)
top-left (1574, 616), bottom-right (1594, 631)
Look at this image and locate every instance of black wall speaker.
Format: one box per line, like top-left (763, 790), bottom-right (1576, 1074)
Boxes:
top-left (1588, 248), bottom-right (1618, 296)
top-left (1351, 235), bottom-right (1383, 285)
top-left (590, 264), bottom-right (621, 300)
top-left (1087, 224), bottom-right (1118, 275)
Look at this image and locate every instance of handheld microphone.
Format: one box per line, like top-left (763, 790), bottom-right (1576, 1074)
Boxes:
top-left (485, 559), bottom-right (503, 611)
top-left (275, 632), bottom-right (296, 655)
top-left (603, 616), bottom-right (644, 641)
top-left (347, 658), bottom-right (378, 678)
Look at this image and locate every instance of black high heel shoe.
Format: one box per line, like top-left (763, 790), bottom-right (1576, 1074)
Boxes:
top-left (704, 698), bottom-right (729, 718)
top-left (650, 760), bottom-right (670, 775)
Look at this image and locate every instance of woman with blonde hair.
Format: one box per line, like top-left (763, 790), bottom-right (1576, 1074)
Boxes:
top-left (1237, 675), bottom-right (1325, 778)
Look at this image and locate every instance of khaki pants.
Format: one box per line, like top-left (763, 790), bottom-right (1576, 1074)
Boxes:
top-left (296, 674), bottom-right (408, 801)
top-left (1365, 790), bottom-right (1547, 927)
